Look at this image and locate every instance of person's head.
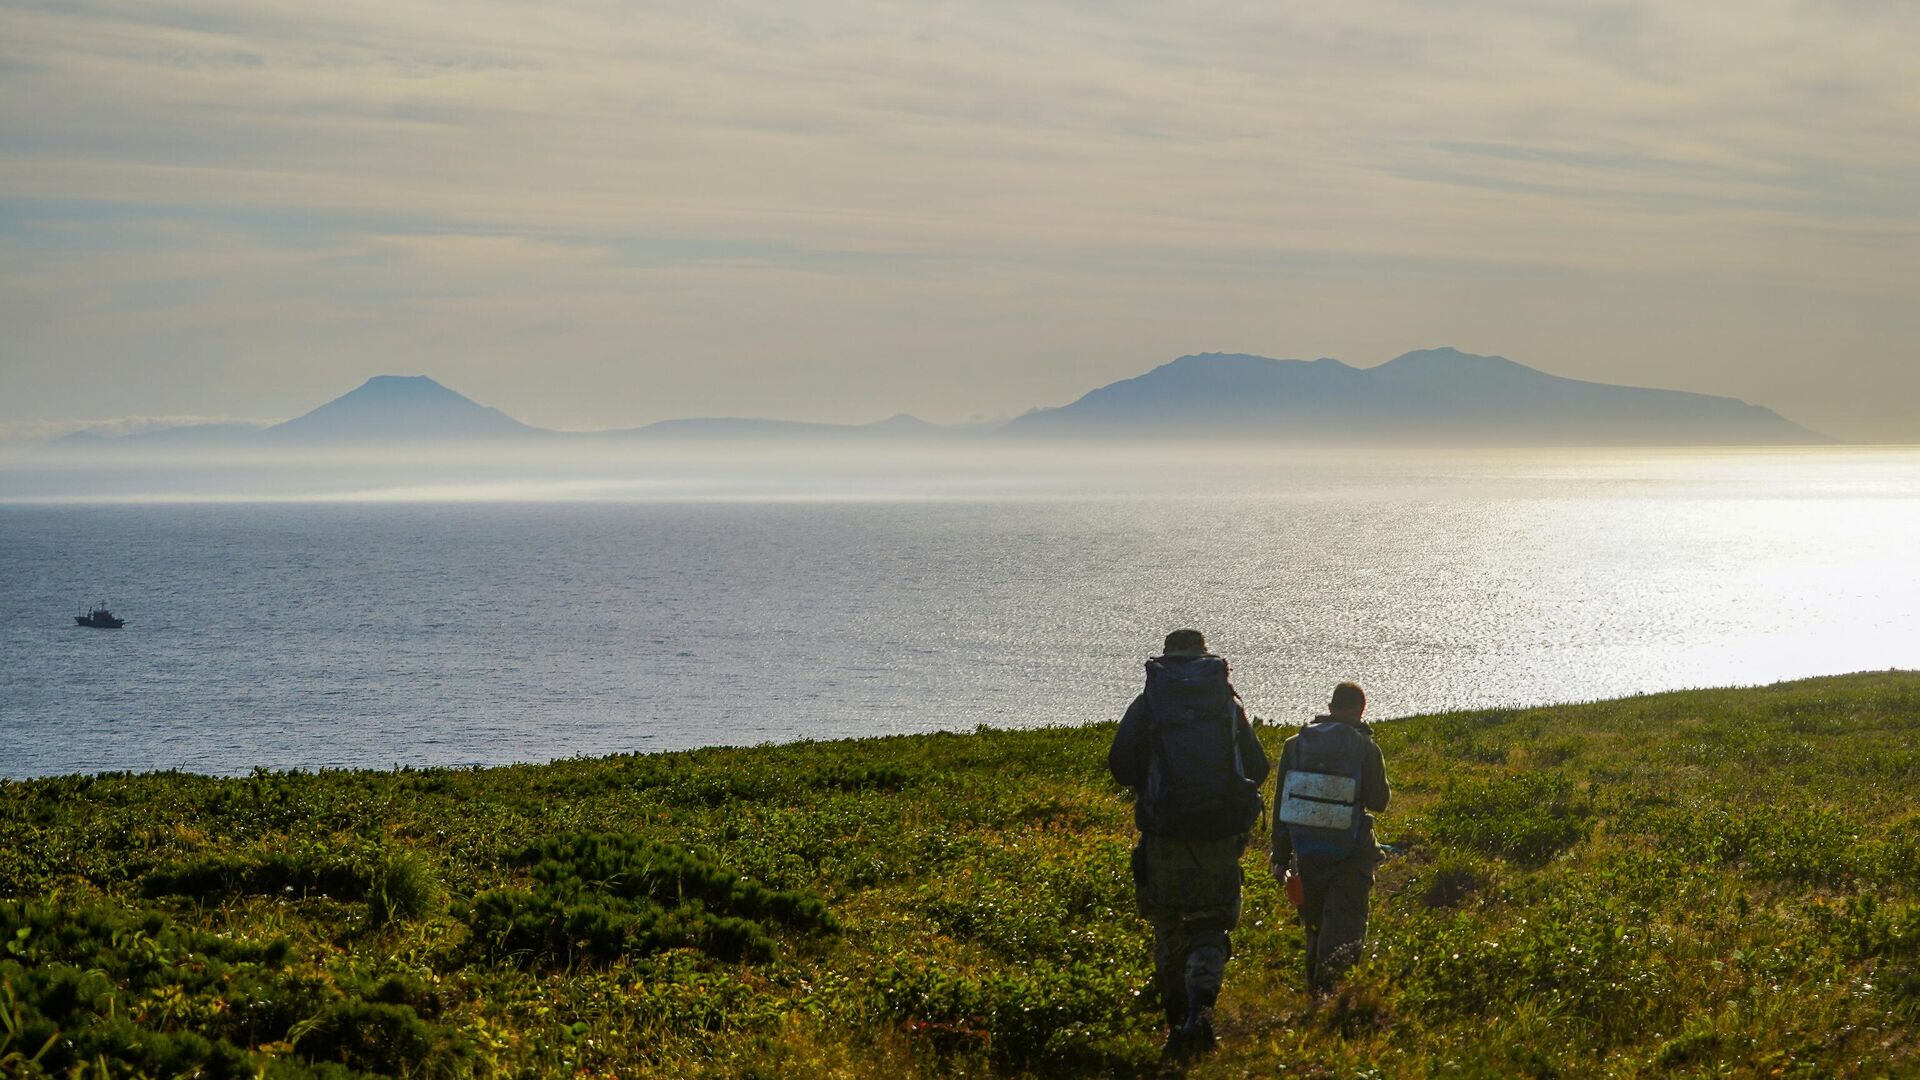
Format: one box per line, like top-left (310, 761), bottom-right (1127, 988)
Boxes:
top-left (1329, 681), bottom-right (1367, 720)
top-left (1162, 628), bottom-right (1208, 657)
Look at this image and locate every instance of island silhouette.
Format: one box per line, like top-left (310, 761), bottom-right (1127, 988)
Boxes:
top-left (52, 347), bottom-right (1828, 448)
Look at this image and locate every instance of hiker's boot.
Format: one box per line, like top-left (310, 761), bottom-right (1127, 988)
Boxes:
top-left (1178, 940), bottom-right (1224, 1057)
top-left (1177, 1005), bottom-right (1216, 1056)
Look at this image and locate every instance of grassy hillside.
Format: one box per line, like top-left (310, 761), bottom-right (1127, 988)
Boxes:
top-left (3, 672), bottom-right (1918, 1078)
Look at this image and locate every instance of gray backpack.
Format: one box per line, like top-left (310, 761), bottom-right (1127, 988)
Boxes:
top-left (1278, 720), bottom-right (1370, 860)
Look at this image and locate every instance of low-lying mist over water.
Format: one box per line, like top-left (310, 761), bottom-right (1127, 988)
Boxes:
top-left (0, 442), bottom-right (1280, 505)
top-left (3, 446), bottom-right (1916, 778)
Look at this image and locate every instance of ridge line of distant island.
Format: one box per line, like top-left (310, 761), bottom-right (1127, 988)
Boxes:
top-left (52, 347), bottom-right (1833, 447)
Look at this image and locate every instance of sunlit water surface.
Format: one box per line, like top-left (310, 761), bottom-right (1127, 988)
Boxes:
top-left (3, 448), bottom-right (1917, 777)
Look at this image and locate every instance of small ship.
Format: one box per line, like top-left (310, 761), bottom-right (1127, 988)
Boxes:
top-left (75, 602), bottom-right (125, 629)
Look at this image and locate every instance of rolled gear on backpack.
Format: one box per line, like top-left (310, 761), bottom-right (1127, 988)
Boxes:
top-left (1141, 656), bottom-right (1261, 840)
top-left (1279, 720), bottom-right (1370, 861)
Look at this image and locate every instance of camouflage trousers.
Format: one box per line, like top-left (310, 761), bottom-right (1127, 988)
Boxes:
top-left (1298, 854), bottom-right (1376, 993)
top-left (1132, 832), bottom-right (1247, 1028)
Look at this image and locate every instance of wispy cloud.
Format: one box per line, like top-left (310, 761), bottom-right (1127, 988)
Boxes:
top-left (0, 414), bottom-right (272, 443)
top-left (1, 0), bottom-right (1916, 437)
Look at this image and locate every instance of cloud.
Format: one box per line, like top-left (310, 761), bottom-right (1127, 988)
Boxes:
top-left (0, 0), bottom-right (1916, 437)
top-left (0, 414), bottom-right (272, 443)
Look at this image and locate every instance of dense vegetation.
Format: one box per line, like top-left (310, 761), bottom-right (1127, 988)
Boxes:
top-left (2, 672), bottom-right (1917, 1077)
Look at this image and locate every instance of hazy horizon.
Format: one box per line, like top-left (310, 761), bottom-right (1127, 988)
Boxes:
top-left (0, 345), bottom-right (1844, 447)
top-left (7, 440), bottom-right (1915, 506)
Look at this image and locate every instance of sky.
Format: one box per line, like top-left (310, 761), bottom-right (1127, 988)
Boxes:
top-left (1, 0), bottom-right (1916, 441)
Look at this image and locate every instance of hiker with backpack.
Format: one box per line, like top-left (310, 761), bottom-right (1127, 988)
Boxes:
top-left (1271, 681), bottom-right (1391, 993)
top-left (1108, 629), bottom-right (1270, 1057)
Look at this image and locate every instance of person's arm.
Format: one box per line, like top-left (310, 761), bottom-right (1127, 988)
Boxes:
top-left (1236, 703), bottom-right (1270, 786)
top-left (1268, 739), bottom-right (1294, 873)
top-left (1107, 695), bottom-right (1151, 789)
top-left (1363, 738), bottom-right (1390, 813)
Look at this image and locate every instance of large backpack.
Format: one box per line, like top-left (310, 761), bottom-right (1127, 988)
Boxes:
top-left (1278, 719), bottom-right (1371, 861)
top-left (1141, 656), bottom-right (1261, 839)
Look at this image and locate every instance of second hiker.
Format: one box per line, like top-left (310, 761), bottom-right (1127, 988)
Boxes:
top-left (1108, 628), bottom-right (1270, 1056)
top-left (1271, 681), bottom-right (1390, 993)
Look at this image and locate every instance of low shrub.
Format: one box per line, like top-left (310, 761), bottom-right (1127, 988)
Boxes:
top-left (914, 842), bottom-right (1132, 963)
top-left (869, 958), bottom-right (1155, 1073)
top-left (294, 999), bottom-right (449, 1076)
top-left (1644, 802), bottom-right (1871, 884)
top-left (141, 844), bottom-right (439, 926)
top-left (468, 888), bottom-right (778, 965)
top-left (466, 831), bottom-right (835, 968)
top-left (0, 899), bottom-right (477, 1078)
top-left (519, 831), bottom-right (837, 932)
top-left (1379, 885), bottom-right (1673, 1043)
top-left (1422, 772), bottom-right (1592, 865)
top-left (1416, 851), bottom-right (1494, 909)
top-left (812, 763), bottom-right (915, 792)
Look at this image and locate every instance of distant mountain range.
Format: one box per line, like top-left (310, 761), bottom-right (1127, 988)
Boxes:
top-left (51, 375), bottom-right (969, 447)
top-left (1006, 348), bottom-right (1824, 444)
top-left (48, 348), bottom-right (1829, 448)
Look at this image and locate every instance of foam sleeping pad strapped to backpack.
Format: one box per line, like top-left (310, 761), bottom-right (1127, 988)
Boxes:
top-left (1142, 656), bottom-right (1260, 840)
top-left (1280, 720), bottom-right (1370, 860)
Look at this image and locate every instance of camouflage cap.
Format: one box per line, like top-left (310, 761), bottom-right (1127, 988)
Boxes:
top-left (1162, 628), bottom-right (1208, 657)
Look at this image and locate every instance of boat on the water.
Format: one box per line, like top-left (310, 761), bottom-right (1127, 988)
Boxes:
top-left (75, 602), bottom-right (125, 629)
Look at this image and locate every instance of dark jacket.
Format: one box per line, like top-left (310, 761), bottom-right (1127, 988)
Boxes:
top-left (1109, 655), bottom-right (1271, 836)
top-left (1270, 715), bottom-right (1389, 866)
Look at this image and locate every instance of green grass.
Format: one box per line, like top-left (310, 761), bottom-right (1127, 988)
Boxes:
top-left (3, 671), bottom-right (1918, 1077)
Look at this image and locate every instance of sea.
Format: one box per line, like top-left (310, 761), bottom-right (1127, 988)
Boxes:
top-left (3, 447), bottom-right (1917, 778)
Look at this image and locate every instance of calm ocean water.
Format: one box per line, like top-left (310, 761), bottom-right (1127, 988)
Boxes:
top-left (3, 448), bottom-right (1917, 778)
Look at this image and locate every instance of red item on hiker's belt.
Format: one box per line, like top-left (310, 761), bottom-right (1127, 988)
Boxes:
top-left (1284, 868), bottom-right (1304, 909)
